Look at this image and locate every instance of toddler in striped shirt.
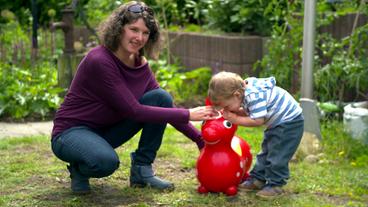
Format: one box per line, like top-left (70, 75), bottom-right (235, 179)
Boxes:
top-left (208, 71), bottom-right (304, 199)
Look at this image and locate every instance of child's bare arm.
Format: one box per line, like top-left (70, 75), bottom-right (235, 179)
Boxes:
top-left (223, 110), bottom-right (264, 127)
top-left (236, 107), bottom-right (249, 116)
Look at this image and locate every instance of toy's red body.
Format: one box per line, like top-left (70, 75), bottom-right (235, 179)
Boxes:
top-left (196, 114), bottom-right (252, 196)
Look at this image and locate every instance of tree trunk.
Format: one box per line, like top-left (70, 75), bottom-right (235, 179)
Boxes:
top-left (31, 0), bottom-right (39, 63)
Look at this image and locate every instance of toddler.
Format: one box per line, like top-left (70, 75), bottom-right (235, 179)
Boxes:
top-left (208, 71), bottom-right (304, 199)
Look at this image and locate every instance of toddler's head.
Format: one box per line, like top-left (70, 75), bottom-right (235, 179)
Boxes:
top-left (208, 71), bottom-right (246, 111)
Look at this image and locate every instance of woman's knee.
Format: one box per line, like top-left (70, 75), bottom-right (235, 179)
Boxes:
top-left (157, 89), bottom-right (173, 107)
top-left (87, 154), bottom-right (120, 178)
top-left (141, 88), bottom-right (173, 107)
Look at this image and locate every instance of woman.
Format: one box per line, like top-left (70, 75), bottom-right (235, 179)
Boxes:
top-left (51, 1), bottom-right (216, 194)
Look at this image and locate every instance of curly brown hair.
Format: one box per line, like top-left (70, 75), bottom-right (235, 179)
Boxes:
top-left (97, 1), bottom-right (161, 59)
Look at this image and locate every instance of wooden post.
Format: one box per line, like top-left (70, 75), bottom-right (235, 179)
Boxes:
top-left (51, 6), bottom-right (76, 92)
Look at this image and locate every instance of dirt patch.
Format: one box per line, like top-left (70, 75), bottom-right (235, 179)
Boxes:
top-left (313, 192), bottom-right (358, 206)
top-left (154, 158), bottom-right (196, 181)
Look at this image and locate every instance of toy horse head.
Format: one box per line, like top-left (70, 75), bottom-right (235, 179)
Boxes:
top-left (201, 113), bottom-right (237, 145)
top-left (202, 98), bottom-right (238, 145)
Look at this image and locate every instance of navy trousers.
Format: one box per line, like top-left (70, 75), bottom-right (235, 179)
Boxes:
top-left (51, 88), bottom-right (172, 178)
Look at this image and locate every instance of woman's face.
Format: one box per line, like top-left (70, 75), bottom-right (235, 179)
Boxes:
top-left (120, 18), bottom-right (150, 55)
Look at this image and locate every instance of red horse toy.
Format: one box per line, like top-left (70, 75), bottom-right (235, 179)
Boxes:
top-left (196, 100), bottom-right (252, 196)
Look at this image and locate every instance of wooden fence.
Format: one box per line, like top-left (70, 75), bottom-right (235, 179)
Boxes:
top-left (167, 32), bottom-right (267, 76)
top-left (167, 13), bottom-right (367, 76)
top-left (68, 13), bottom-right (367, 97)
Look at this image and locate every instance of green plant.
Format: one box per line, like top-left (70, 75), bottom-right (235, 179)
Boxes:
top-left (0, 9), bottom-right (65, 121)
top-left (255, 1), bottom-right (367, 102)
top-left (80, 0), bottom-right (117, 28)
top-left (254, 1), bottom-right (303, 91)
top-left (0, 11), bottom-right (29, 64)
top-left (145, 0), bottom-right (186, 28)
top-left (206, 0), bottom-right (290, 35)
top-left (182, 23), bottom-right (203, 32)
top-left (314, 25), bottom-right (368, 102)
top-left (175, 67), bottom-right (212, 106)
top-left (150, 59), bottom-right (212, 107)
top-left (145, 0), bottom-right (211, 28)
top-left (1, 0), bottom-right (70, 28)
top-left (321, 120), bottom-right (368, 168)
top-left (0, 62), bottom-right (64, 120)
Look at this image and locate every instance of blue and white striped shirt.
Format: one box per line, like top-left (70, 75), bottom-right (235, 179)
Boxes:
top-left (242, 77), bottom-right (303, 128)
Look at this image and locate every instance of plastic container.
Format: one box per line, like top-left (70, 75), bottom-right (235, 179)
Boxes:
top-left (343, 101), bottom-right (368, 144)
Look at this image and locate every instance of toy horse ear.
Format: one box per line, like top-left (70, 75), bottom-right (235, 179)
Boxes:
top-left (205, 97), bottom-right (212, 106)
top-left (205, 97), bottom-right (222, 119)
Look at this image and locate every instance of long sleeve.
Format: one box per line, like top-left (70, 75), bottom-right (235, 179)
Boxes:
top-left (86, 56), bottom-right (190, 124)
top-left (52, 46), bottom-right (203, 144)
top-left (171, 122), bottom-right (204, 149)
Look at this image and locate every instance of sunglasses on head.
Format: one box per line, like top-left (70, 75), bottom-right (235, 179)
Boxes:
top-left (128, 4), bottom-right (154, 16)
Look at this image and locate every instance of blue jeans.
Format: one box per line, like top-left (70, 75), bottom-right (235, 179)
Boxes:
top-left (51, 88), bottom-right (172, 178)
top-left (250, 115), bottom-right (304, 187)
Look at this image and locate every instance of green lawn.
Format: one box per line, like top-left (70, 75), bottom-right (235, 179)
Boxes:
top-left (0, 121), bottom-right (367, 207)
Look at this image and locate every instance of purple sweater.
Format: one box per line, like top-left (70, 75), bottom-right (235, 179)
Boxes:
top-left (52, 46), bottom-right (203, 148)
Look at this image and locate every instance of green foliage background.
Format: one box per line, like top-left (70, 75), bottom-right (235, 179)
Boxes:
top-left (256, 1), bottom-right (368, 102)
top-left (0, 0), bottom-right (367, 120)
top-left (0, 62), bottom-right (63, 120)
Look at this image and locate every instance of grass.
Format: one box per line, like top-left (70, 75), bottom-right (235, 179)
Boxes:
top-left (0, 121), bottom-right (367, 207)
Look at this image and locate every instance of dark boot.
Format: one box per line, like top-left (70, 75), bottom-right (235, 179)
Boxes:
top-left (67, 165), bottom-right (91, 194)
top-left (130, 152), bottom-right (174, 190)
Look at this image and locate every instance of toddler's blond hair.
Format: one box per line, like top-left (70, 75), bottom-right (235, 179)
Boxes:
top-left (208, 71), bottom-right (245, 105)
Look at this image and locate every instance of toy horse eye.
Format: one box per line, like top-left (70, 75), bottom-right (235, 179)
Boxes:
top-left (223, 120), bottom-right (232, 129)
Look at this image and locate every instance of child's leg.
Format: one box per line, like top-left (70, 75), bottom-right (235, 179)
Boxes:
top-left (263, 118), bottom-right (304, 186)
top-left (249, 137), bottom-right (269, 182)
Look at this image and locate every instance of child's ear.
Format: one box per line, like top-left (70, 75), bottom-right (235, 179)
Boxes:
top-left (233, 91), bottom-right (242, 98)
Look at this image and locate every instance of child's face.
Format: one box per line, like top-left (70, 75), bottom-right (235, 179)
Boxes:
top-left (216, 94), bottom-right (242, 113)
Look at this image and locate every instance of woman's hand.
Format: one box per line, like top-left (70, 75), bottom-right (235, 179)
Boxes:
top-left (189, 106), bottom-right (218, 121)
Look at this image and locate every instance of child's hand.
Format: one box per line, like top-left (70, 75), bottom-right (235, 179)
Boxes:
top-left (222, 110), bottom-right (239, 124)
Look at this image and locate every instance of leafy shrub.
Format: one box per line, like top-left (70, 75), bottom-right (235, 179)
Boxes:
top-left (150, 59), bottom-right (212, 107)
top-left (0, 7), bottom-right (65, 121)
top-left (256, 1), bottom-right (368, 102)
top-left (145, 0), bottom-right (210, 28)
top-left (314, 26), bottom-right (368, 102)
top-left (255, 14), bottom-right (303, 91)
top-left (0, 12), bottom-right (29, 64)
top-left (206, 0), bottom-right (290, 35)
top-left (0, 62), bottom-right (64, 120)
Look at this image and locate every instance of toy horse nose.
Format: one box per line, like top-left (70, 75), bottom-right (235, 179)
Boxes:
top-left (202, 127), bottom-right (215, 137)
top-left (202, 128), bottom-right (219, 143)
